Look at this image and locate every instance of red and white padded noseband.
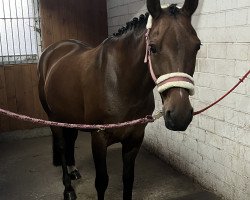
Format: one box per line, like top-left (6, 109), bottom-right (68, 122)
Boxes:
top-left (156, 73), bottom-right (195, 95)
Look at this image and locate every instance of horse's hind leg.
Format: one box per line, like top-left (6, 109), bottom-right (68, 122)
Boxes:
top-left (122, 135), bottom-right (143, 200)
top-left (91, 131), bottom-right (109, 200)
top-left (51, 126), bottom-right (77, 200)
top-left (64, 129), bottom-right (81, 180)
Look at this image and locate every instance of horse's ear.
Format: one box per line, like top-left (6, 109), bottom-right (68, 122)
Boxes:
top-left (182, 0), bottom-right (199, 17)
top-left (147, 0), bottom-right (162, 19)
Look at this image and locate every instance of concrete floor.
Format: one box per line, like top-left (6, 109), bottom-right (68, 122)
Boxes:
top-left (0, 132), bottom-right (221, 200)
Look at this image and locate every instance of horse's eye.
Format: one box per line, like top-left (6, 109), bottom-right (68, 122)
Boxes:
top-left (150, 44), bottom-right (157, 54)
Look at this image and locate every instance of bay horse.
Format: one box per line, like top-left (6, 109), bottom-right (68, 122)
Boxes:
top-left (38, 0), bottom-right (200, 199)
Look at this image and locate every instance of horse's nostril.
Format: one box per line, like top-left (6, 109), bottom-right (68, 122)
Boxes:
top-left (166, 110), bottom-right (171, 118)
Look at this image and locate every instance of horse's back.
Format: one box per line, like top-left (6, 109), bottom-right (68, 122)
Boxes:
top-left (38, 39), bottom-right (91, 81)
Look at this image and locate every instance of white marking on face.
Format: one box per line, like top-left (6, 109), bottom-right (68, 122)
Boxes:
top-left (179, 88), bottom-right (183, 99)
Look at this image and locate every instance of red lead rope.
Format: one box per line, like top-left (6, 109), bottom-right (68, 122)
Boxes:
top-left (0, 108), bottom-right (154, 130)
top-left (193, 70), bottom-right (250, 116)
top-left (0, 70), bottom-right (249, 130)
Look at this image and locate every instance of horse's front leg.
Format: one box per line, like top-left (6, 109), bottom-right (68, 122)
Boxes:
top-left (91, 131), bottom-right (109, 200)
top-left (122, 134), bottom-right (144, 200)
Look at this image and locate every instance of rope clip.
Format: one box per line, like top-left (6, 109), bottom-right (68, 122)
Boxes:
top-left (153, 111), bottom-right (163, 120)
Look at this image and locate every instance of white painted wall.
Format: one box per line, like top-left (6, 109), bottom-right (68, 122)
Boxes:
top-left (107, 0), bottom-right (250, 200)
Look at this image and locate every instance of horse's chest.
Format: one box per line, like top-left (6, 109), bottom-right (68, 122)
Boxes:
top-left (103, 89), bottom-right (154, 122)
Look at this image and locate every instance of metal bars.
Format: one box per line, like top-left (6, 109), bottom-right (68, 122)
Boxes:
top-left (0, 0), bottom-right (41, 66)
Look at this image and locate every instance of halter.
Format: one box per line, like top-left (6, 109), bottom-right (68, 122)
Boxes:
top-left (144, 8), bottom-right (195, 96)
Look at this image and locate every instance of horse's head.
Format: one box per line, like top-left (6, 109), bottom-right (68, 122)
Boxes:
top-left (146, 0), bottom-right (200, 131)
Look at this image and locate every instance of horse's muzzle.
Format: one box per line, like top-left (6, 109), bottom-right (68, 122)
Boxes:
top-left (162, 88), bottom-right (193, 131)
top-left (164, 108), bottom-right (193, 131)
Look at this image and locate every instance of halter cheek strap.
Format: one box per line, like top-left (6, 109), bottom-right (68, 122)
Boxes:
top-left (144, 11), bottom-right (195, 96)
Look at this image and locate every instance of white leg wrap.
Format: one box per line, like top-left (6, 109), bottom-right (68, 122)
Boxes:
top-left (68, 166), bottom-right (77, 172)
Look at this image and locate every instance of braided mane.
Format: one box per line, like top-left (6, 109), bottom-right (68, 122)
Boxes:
top-left (112, 4), bottom-right (180, 37)
top-left (113, 13), bottom-right (149, 37)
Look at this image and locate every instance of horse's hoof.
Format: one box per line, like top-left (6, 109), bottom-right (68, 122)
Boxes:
top-left (64, 190), bottom-right (77, 200)
top-left (70, 169), bottom-right (81, 180)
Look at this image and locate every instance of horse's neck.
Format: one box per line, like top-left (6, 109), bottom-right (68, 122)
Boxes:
top-left (114, 31), bottom-right (155, 96)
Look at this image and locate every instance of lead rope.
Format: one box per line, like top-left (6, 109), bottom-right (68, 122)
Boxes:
top-left (0, 70), bottom-right (248, 131)
top-left (193, 70), bottom-right (250, 115)
top-left (0, 107), bottom-right (156, 130)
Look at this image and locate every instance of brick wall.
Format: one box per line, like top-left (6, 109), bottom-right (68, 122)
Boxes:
top-left (106, 1), bottom-right (250, 199)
